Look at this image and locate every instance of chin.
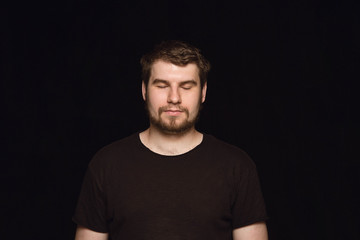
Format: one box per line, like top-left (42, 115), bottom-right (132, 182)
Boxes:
top-left (154, 120), bottom-right (195, 135)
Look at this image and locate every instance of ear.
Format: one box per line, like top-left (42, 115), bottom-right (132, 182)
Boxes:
top-left (142, 81), bottom-right (146, 101)
top-left (201, 82), bottom-right (207, 103)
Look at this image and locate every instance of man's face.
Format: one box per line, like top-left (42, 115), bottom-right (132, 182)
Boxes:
top-left (142, 60), bottom-right (207, 134)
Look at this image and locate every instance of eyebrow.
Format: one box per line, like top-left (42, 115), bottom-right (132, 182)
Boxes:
top-left (152, 79), bottom-right (198, 86)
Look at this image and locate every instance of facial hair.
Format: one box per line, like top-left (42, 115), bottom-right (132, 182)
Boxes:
top-left (145, 99), bottom-right (202, 135)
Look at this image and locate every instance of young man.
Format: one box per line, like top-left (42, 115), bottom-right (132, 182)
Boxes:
top-left (73, 40), bottom-right (268, 240)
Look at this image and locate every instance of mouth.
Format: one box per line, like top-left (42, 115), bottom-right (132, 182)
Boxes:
top-left (164, 110), bottom-right (183, 116)
top-left (159, 106), bottom-right (189, 117)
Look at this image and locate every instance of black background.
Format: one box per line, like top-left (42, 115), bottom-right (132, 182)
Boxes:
top-left (2, 0), bottom-right (359, 239)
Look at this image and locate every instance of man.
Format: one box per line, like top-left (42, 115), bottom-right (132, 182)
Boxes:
top-left (73, 40), bottom-right (268, 240)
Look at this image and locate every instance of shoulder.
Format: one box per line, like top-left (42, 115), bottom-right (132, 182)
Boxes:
top-left (87, 132), bottom-right (140, 171)
top-left (202, 134), bottom-right (257, 170)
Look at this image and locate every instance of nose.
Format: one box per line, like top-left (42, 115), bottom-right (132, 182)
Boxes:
top-left (167, 87), bottom-right (181, 104)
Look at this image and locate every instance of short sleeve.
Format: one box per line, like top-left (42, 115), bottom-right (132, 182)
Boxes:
top-left (231, 158), bottom-right (268, 229)
top-left (72, 164), bottom-right (109, 233)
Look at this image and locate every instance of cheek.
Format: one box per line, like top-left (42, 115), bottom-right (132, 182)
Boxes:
top-left (185, 94), bottom-right (202, 111)
top-left (147, 92), bottom-right (166, 109)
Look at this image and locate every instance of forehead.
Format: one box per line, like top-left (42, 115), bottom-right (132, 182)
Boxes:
top-left (150, 60), bottom-right (200, 82)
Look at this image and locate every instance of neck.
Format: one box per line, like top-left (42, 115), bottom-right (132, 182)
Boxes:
top-left (139, 127), bottom-right (203, 156)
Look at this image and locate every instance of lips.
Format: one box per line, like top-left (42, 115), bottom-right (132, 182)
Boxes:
top-left (164, 110), bottom-right (183, 116)
top-left (159, 106), bottom-right (189, 117)
top-left (165, 109), bottom-right (183, 113)
top-left (159, 107), bottom-right (184, 113)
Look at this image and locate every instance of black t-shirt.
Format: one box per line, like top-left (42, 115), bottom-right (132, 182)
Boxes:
top-left (73, 133), bottom-right (267, 240)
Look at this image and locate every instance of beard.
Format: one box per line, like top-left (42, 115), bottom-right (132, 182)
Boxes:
top-left (145, 101), bottom-right (202, 135)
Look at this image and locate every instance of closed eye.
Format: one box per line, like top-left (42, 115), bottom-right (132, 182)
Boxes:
top-left (180, 81), bottom-right (197, 90)
top-left (156, 85), bottom-right (168, 88)
top-left (152, 79), bottom-right (169, 89)
top-left (181, 85), bottom-right (192, 90)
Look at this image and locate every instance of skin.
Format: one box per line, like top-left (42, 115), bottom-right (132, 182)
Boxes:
top-left (140, 60), bottom-right (207, 156)
top-left (75, 226), bottom-right (108, 240)
top-left (232, 222), bottom-right (268, 240)
top-left (74, 60), bottom-right (268, 240)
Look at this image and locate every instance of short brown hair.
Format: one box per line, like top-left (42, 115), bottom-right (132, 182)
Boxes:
top-left (140, 40), bottom-right (211, 89)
